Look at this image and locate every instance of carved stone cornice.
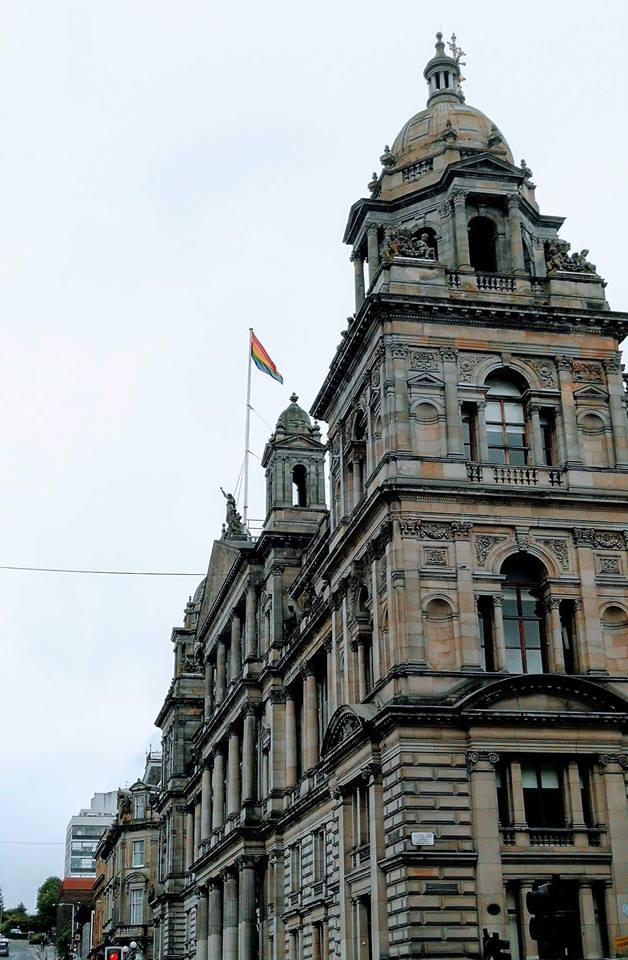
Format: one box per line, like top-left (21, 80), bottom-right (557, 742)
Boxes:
top-left (400, 517), bottom-right (471, 541)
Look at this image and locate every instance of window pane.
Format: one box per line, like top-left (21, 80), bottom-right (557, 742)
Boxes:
top-left (489, 447), bottom-right (506, 464)
top-left (521, 765), bottom-right (537, 788)
top-left (508, 449), bottom-right (527, 465)
top-left (506, 648), bottom-right (523, 672)
top-left (504, 620), bottom-right (520, 647)
top-left (540, 764), bottom-right (560, 788)
top-left (486, 402), bottom-right (502, 421)
top-left (506, 429), bottom-right (526, 446)
top-left (523, 621), bottom-right (541, 648)
top-left (525, 649), bottom-right (543, 673)
top-left (502, 593), bottom-right (518, 617)
top-left (504, 402), bottom-right (525, 423)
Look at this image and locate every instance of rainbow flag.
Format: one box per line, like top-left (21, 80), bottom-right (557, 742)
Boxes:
top-left (251, 332), bottom-right (283, 384)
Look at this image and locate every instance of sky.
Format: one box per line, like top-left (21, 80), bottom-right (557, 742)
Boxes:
top-left (1, 0), bottom-right (627, 911)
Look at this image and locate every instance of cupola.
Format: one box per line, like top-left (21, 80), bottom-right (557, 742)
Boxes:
top-left (423, 32), bottom-right (463, 106)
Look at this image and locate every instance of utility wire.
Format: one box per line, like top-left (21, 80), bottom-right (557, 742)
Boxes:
top-left (0, 565), bottom-right (203, 577)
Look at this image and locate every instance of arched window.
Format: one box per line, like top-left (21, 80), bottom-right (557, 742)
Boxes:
top-left (501, 554), bottom-right (548, 674)
top-left (485, 372), bottom-right (528, 465)
top-left (292, 464), bottom-right (307, 506)
top-left (468, 216), bottom-right (497, 273)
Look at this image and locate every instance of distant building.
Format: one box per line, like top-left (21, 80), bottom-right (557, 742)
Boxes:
top-left (65, 791), bottom-right (118, 878)
top-left (90, 752), bottom-right (162, 960)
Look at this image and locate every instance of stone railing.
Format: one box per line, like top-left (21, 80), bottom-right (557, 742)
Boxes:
top-left (500, 825), bottom-right (603, 847)
top-left (351, 841), bottom-right (371, 868)
top-left (476, 273), bottom-right (517, 292)
top-left (467, 464), bottom-right (564, 488)
top-left (447, 271), bottom-right (461, 288)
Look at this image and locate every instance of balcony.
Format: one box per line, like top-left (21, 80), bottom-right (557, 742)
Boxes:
top-left (500, 825), bottom-right (604, 848)
top-left (447, 271), bottom-right (517, 293)
top-left (467, 463), bottom-right (564, 488)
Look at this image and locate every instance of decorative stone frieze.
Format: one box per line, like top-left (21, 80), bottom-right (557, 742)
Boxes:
top-left (573, 361), bottom-right (604, 384)
top-left (597, 555), bottom-right (621, 575)
top-left (573, 528), bottom-right (626, 550)
top-left (528, 358), bottom-right (557, 387)
top-left (409, 350), bottom-right (439, 372)
top-left (458, 353), bottom-right (488, 383)
top-left (424, 548), bottom-right (448, 566)
top-left (475, 535), bottom-right (508, 565)
top-left (538, 538), bottom-right (570, 570)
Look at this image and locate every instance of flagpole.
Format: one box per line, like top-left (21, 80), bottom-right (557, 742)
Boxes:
top-left (243, 328), bottom-right (253, 529)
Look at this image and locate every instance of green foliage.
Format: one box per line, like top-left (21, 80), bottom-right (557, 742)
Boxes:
top-left (35, 877), bottom-right (61, 934)
top-left (56, 921), bottom-right (72, 960)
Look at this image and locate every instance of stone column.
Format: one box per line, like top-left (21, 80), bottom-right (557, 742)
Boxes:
top-left (604, 879), bottom-right (620, 951)
top-left (548, 597), bottom-right (566, 672)
top-left (509, 759), bottom-right (529, 844)
top-left (467, 752), bottom-right (508, 940)
top-left (185, 808), bottom-right (194, 871)
top-left (453, 523), bottom-right (480, 669)
top-left (201, 760), bottom-right (212, 842)
top-left (194, 801), bottom-right (202, 859)
top-left (285, 692), bottom-right (297, 789)
top-left (604, 356), bottom-right (628, 468)
top-left (204, 660), bottom-right (214, 720)
top-left (529, 404), bottom-right (544, 464)
top-left (532, 235), bottom-right (547, 277)
top-left (566, 760), bottom-right (587, 848)
top-left (352, 252), bottom-right (365, 312)
top-left (440, 348), bottom-right (464, 457)
top-left (366, 765), bottom-right (389, 960)
top-left (216, 640), bottom-right (227, 705)
top-left (230, 614), bottom-right (242, 682)
top-left (304, 667), bottom-right (319, 771)
top-left (598, 754), bottom-right (628, 927)
top-left (578, 881), bottom-right (602, 959)
top-left (223, 871), bottom-right (239, 960)
top-left (492, 595), bottom-right (507, 671)
top-left (367, 224), bottom-right (379, 287)
top-left (450, 191), bottom-right (471, 269)
top-left (556, 357), bottom-right (582, 466)
top-left (506, 193), bottom-right (526, 273)
top-left (212, 749), bottom-right (225, 829)
top-left (356, 638), bottom-right (368, 702)
top-left (245, 586), bottom-right (257, 659)
top-left (208, 881), bottom-right (223, 960)
top-left (519, 881), bottom-right (539, 960)
top-left (238, 859), bottom-right (257, 960)
top-left (477, 400), bottom-right (489, 462)
top-left (196, 886), bottom-right (209, 960)
top-left (573, 531), bottom-right (606, 673)
top-left (242, 705), bottom-right (257, 804)
top-left (227, 727), bottom-right (241, 817)
top-left (326, 637), bottom-right (336, 716)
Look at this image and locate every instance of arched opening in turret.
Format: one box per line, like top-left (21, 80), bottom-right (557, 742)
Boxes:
top-left (468, 216), bottom-right (497, 273)
top-left (292, 464), bottom-right (307, 507)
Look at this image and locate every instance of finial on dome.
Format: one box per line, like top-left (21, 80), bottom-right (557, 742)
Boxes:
top-left (435, 31), bottom-right (445, 54)
top-left (290, 392), bottom-right (299, 403)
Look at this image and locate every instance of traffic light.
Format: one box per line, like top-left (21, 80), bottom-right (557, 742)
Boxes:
top-left (526, 876), bottom-right (564, 959)
top-left (482, 928), bottom-right (511, 960)
top-left (105, 947), bottom-right (122, 960)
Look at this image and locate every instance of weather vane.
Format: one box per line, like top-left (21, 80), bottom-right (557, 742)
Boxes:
top-left (447, 32), bottom-right (466, 93)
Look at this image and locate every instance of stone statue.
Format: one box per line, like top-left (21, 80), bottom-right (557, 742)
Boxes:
top-left (520, 158), bottom-right (534, 181)
top-left (545, 238), bottom-right (598, 275)
top-left (220, 488), bottom-right (246, 538)
top-left (415, 231), bottom-right (437, 260)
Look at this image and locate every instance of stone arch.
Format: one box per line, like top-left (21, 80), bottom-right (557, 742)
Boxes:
top-left (320, 704), bottom-right (376, 759)
top-left (488, 541), bottom-right (562, 580)
top-left (409, 396), bottom-right (445, 457)
top-left (601, 603), bottom-right (628, 672)
top-left (577, 408), bottom-right (611, 468)
top-left (454, 672), bottom-right (628, 714)
top-left (423, 594), bottom-right (458, 670)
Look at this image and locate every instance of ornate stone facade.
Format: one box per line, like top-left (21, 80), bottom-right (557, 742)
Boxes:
top-left (151, 33), bottom-right (628, 960)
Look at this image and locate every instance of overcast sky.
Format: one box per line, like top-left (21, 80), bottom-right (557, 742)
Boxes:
top-left (1, 0), bottom-right (627, 910)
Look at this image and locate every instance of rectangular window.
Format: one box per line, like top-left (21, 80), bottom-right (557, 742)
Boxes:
top-left (502, 587), bottom-right (547, 674)
top-left (486, 398), bottom-right (528, 465)
top-left (129, 888), bottom-right (144, 925)
top-left (352, 783), bottom-right (370, 848)
top-left (477, 596), bottom-right (496, 671)
top-left (521, 760), bottom-right (564, 827)
top-left (559, 600), bottom-right (577, 673)
top-left (313, 827), bottom-right (326, 882)
top-left (132, 840), bottom-right (145, 867)
top-left (133, 794), bottom-right (146, 820)
top-left (462, 405), bottom-right (479, 461)
top-left (495, 763), bottom-right (511, 826)
top-left (578, 763), bottom-right (595, 829)
top-left (290, 842), bottom-right (301, 892)
top-left (539, 409), bottom-right (557, 466)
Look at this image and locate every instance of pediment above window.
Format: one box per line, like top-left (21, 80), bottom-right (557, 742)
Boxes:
top-left (455, 674), bottom-right (627, 719)
top-left (320, 704), bottom-right (376, 758)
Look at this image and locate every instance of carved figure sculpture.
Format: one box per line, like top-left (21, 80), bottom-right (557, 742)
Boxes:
top-left (220, 487), bottom-right (246, 538)
top-left (545, 239), bottom-right (598, 275)
top-left (380, 224), bottom-right (437, 262)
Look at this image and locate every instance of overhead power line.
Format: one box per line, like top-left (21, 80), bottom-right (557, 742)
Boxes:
top-left (0, 565), bottom-right (204, 577)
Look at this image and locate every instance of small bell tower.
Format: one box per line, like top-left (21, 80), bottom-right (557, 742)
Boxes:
top-left (261, 393), bottom-right (327, 532)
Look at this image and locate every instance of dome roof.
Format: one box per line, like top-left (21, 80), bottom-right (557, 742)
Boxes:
top-left (276, 393), bottom-right (314, 436)
top-left (391, 99), bottom-right (513, 167)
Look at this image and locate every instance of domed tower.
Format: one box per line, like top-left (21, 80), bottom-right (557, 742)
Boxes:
top-left (261, 392), bottom-right (326, 532)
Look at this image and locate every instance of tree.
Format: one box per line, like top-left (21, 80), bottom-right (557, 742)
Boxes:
top-left (0, 887), bottom-right (4, 923)
top-left (36, 878), bottom-right (61, 935)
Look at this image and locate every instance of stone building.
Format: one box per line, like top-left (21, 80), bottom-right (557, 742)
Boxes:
top-left (152, 34), bottom-right (628, 960)
top-left (91, 753), bottom-right (162, 960)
